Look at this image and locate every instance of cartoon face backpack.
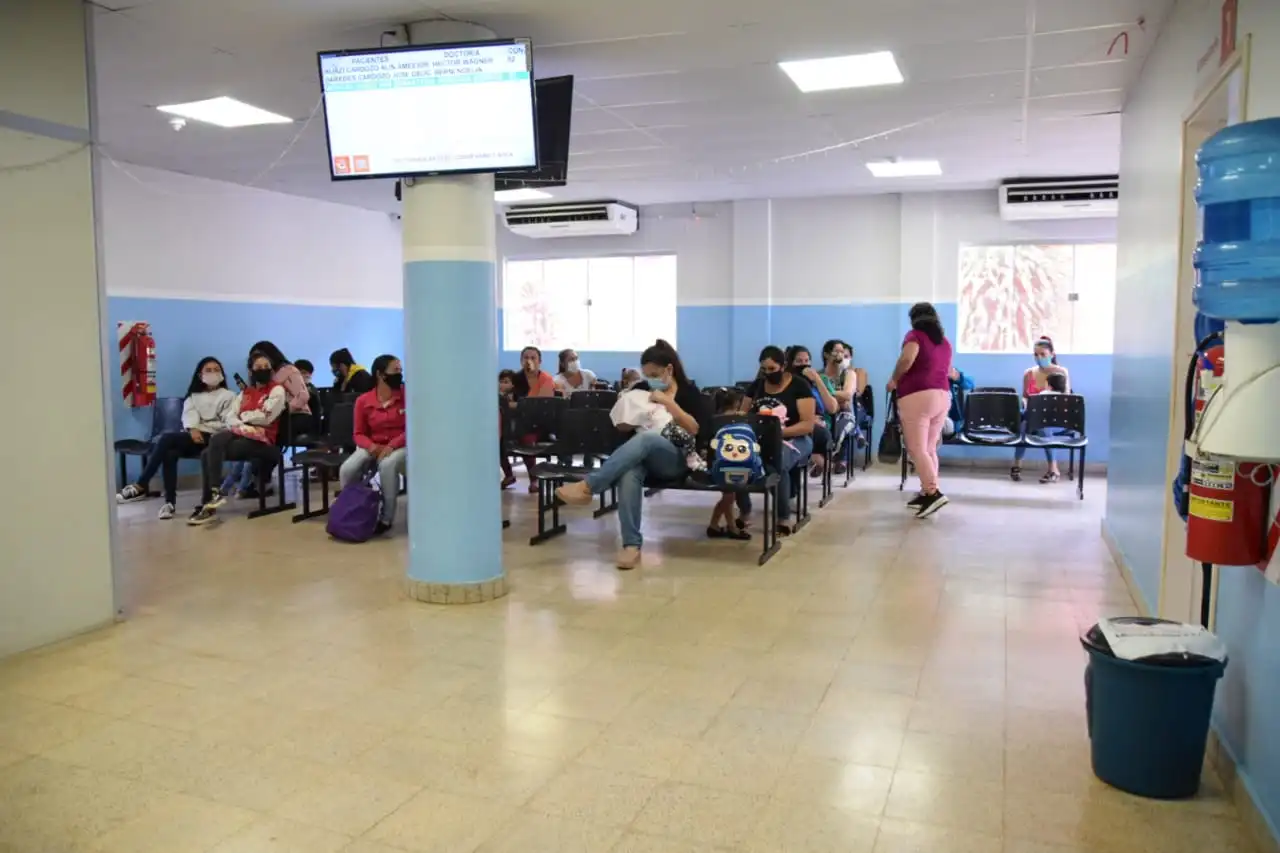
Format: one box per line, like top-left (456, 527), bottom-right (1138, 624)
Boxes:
top-left (709, 422), bottom-right (764, 486)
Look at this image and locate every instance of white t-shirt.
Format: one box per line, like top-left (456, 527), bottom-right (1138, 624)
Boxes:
top-left (554, 368), bottom-right (597, 393)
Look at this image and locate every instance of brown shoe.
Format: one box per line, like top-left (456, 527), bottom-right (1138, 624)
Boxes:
top-left (615, 547), bottom-right (641, 571)
top-left (556, 480), bottom-right (593, 506)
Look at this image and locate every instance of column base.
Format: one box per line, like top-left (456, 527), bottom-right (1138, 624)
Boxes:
top-left (403, 574), bottom-right (509, 605)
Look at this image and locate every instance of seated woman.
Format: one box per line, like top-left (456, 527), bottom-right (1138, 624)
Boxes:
top-left (739, 346), bottom-right (817, 534)
top-left (117, 357), bottom-right (234, 519)
top-left (555, 340), bottom-right (705, 570)
top-left (330, 348), bottom-right (375, 395)
top-left (1012, 336), bottom-right (1071, 483)
top-left (338, 355), bottom-right (407, 536)
top-left (818, 339), bottom-right (859, 463)
top-left (188, 353), bottom-right (287, 525)
top-left (787, 345), bottom-right (840, 476)
top-left (498, 369), bottom-right (518, 488)
top-left (553, 348), bottom-right (598, 395)
top-left (512, 346), bottom-right (558, 492)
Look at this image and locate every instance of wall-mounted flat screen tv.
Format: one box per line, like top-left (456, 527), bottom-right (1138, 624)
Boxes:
top-left (495, 74), bottom-right (573, 192)
top-left (317, 38), bottom-right (538, 180)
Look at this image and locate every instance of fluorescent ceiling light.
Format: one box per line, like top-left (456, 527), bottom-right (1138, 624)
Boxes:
top-left (778, 51), bottom-right (904, 93)
top-left (494, 188), bottom-right (552, 203)
top-left (866, 159), bottom-right (942, 178)
top-left (156, 96), bottom-right (292, 128)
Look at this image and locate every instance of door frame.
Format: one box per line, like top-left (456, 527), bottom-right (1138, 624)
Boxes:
top-left (1157, 36), bottom-right (1251, 629)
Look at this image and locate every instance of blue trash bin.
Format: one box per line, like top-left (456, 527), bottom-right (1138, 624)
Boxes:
top-left (1082, 620), bottom-right (1227, 799)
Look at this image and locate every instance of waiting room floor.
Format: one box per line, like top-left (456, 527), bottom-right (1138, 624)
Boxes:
top-left (0, 469), bottom-right (1258, 852)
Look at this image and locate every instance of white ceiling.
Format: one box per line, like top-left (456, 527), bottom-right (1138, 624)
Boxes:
top-left (91, 0), bottom-right (1173, 212)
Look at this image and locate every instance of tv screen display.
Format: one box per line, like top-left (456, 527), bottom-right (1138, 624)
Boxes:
top-left (496, 75), bottom-right (574, 192)
top-left (317, 38), bottom-right (537, 180)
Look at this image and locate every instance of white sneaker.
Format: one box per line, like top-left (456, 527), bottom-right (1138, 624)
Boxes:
top-left (157, 503), bottom-right (175, 520)
top-left (117, 484), bottom-right (146, 503)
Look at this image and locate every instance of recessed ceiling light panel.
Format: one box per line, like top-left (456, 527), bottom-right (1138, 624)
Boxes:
top-left (866, 159), bottom-right (942, 178)
top-left (156, 96), bottom-right (292, 128)
top-left (778, 51), bottom-right (904, 93)
top-left (494, 188), bottom-right (552, 203)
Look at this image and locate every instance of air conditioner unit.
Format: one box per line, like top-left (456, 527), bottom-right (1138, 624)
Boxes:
top-left (503, 201), bottom-right (639, 238)
top-left (998, 176), bottom-right (1119, 221)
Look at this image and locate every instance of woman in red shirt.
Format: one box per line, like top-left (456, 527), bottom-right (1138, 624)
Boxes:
top-left (338, 354), bottom-right (406, 536)
top-left (512, 346), bottom-right (557, 492)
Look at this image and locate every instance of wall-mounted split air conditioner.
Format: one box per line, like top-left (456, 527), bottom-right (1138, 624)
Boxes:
top-left (502, 201), bottom-right (639, 239)
top-left (998, 176), bottom-right (1119, 221)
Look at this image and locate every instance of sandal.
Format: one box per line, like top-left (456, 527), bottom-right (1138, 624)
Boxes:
top-left (1040, 471), bottom-right (1061, 484)
top-left (776, 522), bottom-right (795, 537)
top-left (1010, 465), bottom-right (1022, 482)
top-left (707, 525), bottom-right (751, 541)
top-left (501, 475), bottom-right (517, 490)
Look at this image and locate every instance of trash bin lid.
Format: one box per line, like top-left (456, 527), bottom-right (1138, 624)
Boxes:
top-left (1083, 617), bottom-right (1227, 665)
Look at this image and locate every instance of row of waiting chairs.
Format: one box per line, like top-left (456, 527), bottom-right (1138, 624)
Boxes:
top-left (507, 391), bottom-right (845, 565)
top-left (896, 388), bottom-right (1089, 499)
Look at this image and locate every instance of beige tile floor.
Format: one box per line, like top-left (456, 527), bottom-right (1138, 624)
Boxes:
top-left (0, 468), bottom-right (1259, 853)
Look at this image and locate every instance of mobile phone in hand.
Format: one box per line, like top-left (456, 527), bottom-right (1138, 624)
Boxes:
top-left (233, 372), bottom-right (247, 391)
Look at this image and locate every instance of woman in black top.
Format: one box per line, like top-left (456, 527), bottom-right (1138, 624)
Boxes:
top-left (740, 345), bottom-right (818, 534)
top-left (556, 340), bottom-right (706, 570)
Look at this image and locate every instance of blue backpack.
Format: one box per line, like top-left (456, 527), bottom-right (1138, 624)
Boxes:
top-left (709, 422), bottom-right (764, 487)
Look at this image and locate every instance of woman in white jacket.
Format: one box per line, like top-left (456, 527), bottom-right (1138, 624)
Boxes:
top-left (118, 357), bottom-right (236, 519)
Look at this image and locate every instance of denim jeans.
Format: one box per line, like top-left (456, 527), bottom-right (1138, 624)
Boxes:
top-left (584, 430), bottom-right (685, 548)
top-left (339, 447), bottom-right (408, 525)
top-left (735, 433), bottom-right (814, 523)
top-left (1014, 428), bottom-right (1079, 463)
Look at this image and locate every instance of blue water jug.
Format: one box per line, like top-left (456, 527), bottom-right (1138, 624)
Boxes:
top-left (1194, 117), bottom-right (1280, 323)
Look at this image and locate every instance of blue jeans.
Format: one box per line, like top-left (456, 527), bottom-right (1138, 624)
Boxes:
top-left (735, 434), bottom-right (814, 523)
top-left (1014, 428), bottom-right (1079, 463)
top-left (585, 430), bottom-right (686, 548)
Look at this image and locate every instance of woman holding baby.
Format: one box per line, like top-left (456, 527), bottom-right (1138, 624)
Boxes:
top-left (556, 340), bottom-right (706, 571)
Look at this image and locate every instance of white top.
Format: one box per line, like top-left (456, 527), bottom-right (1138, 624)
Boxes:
top-left (181, 388), bottom-right (236, 433)
top-left (554, 368), bottom-right (598, 393)
top-left (610, 389), bottom-right (672, 434)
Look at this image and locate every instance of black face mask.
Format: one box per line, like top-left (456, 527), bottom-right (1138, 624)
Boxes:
top-left (791, 365), bottom-right (809, 375)
top-left (764, 370), bottom-right (784, 384)
top-left (383, 373), bottom-right (403, 390)
top-left (332, 367), bottom-right (345, 380)
top-left (251, 368), bottom-right (273, 385)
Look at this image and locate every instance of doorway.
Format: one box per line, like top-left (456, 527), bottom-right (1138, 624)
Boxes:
top-left (1159, 41), bottom-right (1250, 627)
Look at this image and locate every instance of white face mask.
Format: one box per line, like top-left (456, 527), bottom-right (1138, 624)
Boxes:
top-left (840, 357), bottom-right (851, 370)
top-left (566, 360), bottom-right (580, 374)
top-left (201, 372), bottom-right (223, 387)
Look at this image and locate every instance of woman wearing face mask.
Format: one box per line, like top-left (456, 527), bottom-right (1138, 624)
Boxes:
top-left (554, 348), bottom-right (598, 395)
top-left (555, 340), bottom-right (706, 570)
top-left (1012, 336), bottom-right (1071, 483)
top-left (117, 356), bottom-right (234, 520)
top-left (329, 348), bottom-right (375, 395)
top-left (819, 339), bottom-right (860, 469)
top-left (740, 345), bottom-right (818, 534)
top-left (339, 354), bottom-right (408, 536)
top-left (787, 346), bottom-right (839, 476)
top-left (188, 353), bottom-right (287, 525)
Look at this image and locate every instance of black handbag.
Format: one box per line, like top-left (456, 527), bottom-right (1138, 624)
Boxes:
top-left (877, 391), bottom-right (903, 464)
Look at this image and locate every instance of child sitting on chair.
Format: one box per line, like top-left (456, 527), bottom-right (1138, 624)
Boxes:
top-left (706, 389), bottom-right (751, 541)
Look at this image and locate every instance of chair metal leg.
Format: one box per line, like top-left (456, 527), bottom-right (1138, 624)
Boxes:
top-left (899, 451), bottom-right (907, 491)
top-left (819, 452), bottom-right (834, 508)
top-left (1078, 447), bottom-right (1086, 500)
top-left (292, 465), bottom-right (332, 522)
top-left (592, 485), bottom-right (618, 518)
top-left (117, 452), bottom-right (128, 491)
top-left (758, 485), bottom-right (781, 566)
top-left (529, 475), bottom-right (568, 545)
top-left (249, 455), bottom-right (296, 519)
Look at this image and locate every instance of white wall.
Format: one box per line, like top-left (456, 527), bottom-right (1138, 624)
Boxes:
top-left (101, 164), bottom-right (402, 306)
top-left (1, 0), bottom-right (116, 656)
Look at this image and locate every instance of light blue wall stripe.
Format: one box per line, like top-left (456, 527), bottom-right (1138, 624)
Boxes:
top-left (108, 296), bottom-right (1113, 463)
top-left (403, 260), bottom-right (503, 586)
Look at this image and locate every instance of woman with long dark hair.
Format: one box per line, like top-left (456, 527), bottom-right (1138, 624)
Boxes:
top-left (555, 339), bottom-right (705, 570)
top-left (117, 356), bottom-right (235, 519)
top-left (888, 302), bottom-right (953, 518)
top-left (338, 354), bottom-right (408, 536)
top-left (1012, 335), bottom-right (1071, 483)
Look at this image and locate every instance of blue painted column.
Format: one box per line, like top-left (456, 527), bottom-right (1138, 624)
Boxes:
top-left (401, 20), bottom-right (506, 605)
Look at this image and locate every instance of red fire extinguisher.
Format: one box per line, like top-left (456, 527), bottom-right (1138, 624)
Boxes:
top-left (1185, 343), bottom-right (1271, 566)
top-left (119, 321), bottom-right (156, 408)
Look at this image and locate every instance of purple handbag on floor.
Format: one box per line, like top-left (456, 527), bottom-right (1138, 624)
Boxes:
top-left (326, 475), bottom-right (382, 542)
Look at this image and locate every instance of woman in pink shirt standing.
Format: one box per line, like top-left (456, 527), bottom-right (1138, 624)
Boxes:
top-left (338, 354), bottom-right (407, 536)
top-left (887, 302), bottom-right (953, 518)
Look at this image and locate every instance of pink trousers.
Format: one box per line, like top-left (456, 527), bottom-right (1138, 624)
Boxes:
top-left (898, 389), bottom-right (950, 494)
